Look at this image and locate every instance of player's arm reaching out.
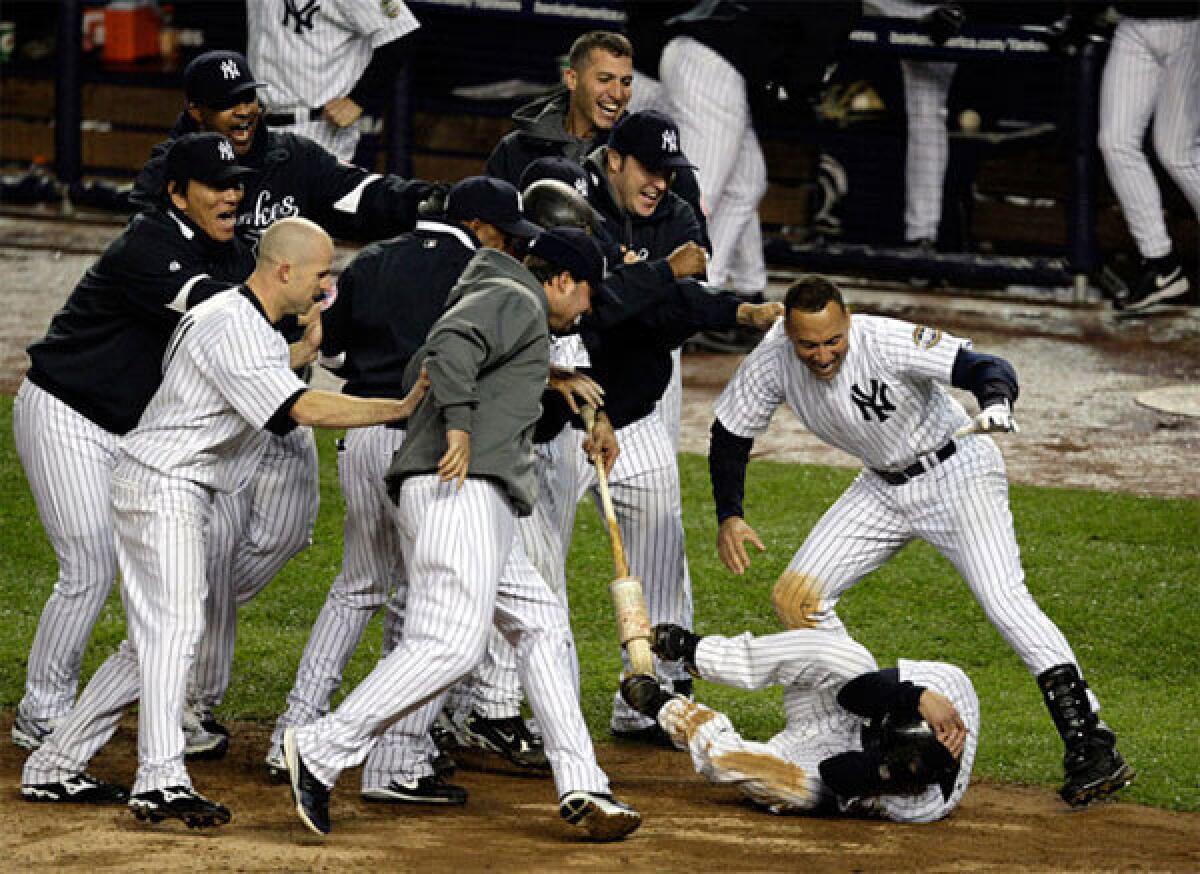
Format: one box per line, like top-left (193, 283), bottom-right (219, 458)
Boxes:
top-left (709, 417), bottom-right (766, 574)
top-left (950, 347), bottom-right (1020, 435)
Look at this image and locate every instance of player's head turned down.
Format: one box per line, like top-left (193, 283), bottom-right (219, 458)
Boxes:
top-left (783, 276), bottom-right (852, 382)
top-left (524, 227), bottom-right (606, 334)
top-left (250, 217), bottom-right (335, 320)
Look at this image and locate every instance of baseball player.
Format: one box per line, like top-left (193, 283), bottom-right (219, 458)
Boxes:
top-left (21, 217), bottom-right (429, 826)
top-left (486, 31), bottom-right (708, 249)
top-left (863, 1), bottom-right (964, 253)
top-left (126, 49), bottom-right (431, 753)
top-left (246, 0), bottom-right (420, 163)
top-left (264, 177), bottom-right (551, 794)
top-left (708, 275), bottom-right (1134, 808)
top-left (1097, 1), bottom-right (1199, 310)
top-left (567, 110), bottom-right (781, 742)
top-left (283, 228), bottom-right (641, 842)
top-left (11, 133), bottom-right (256, 753)
top-left (656, 1), bottom-right (859, 299)
top-left (622, 624), bottom-right (977, 823)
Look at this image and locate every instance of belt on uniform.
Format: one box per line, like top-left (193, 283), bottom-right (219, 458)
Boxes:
top-left (872, 440), bottom-right (956, 486)
top-left (263, 107), bottom-right (324, 127)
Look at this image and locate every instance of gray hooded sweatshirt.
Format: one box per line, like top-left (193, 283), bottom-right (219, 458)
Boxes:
top-left (385, 248), bottom-right (550, 516)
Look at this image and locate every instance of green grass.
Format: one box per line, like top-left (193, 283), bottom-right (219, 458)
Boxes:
top-left (1, 394), bottom-right (1197, 810)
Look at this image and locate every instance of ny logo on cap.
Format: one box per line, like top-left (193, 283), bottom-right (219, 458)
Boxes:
top-left (220, 59), bottom-right (240, 80)
top-left (661, 129), bottom-right (679, 154)
top-left (218, 140), bottom-right (236, 162)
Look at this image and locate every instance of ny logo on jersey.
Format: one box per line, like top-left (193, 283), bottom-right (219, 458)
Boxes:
top-left (283, 0), bottom-right (321, 34)
top-left (218, 140), bottom-right (236, 162)
top-left (661, 129), bottom-right (679, 153)
top-left (219, 59), bottom-right (240, 80)
top-left (850, 379), bottom-right (896, 423)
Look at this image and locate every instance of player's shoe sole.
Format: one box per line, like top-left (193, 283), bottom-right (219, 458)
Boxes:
top-left (559, 790), bottom-right (641, 841)
top-left (128, 786), bottom-right (231, 828)
top-left (283, 727), bottom-right (332, 836)
top-left (1061, 760), bottom-right (1136, 807)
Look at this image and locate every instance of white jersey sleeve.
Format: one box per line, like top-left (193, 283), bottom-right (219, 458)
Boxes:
top-left (871, 316), bottom-right (965, 387)
top-left (191, 305), bottom-right (307, 431)
top-left (712, 319), bottom-right (789, 438)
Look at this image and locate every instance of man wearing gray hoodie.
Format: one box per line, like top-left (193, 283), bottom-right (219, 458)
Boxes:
top-left (283, 228), bottom-right (642, 842)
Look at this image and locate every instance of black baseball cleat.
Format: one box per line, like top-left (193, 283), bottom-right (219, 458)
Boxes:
top-left (559, 790), bottom-right (642, 841)
top-left (22, 772), bottom-right (129, 804)
top-left (619, 674), bottom-right (675, 720)
top-left (128, 786), bottom-right (231, 828)
top-left (652, 623), bottom-right (701, 667)
top-left (1060, 728), bottom-right (1135, 807)
top-left (1117, 253), bottom-right (1191, 311)
top-left (362, 775), bottom-right (468, 805)
top-left (283, 727), bottom-right (332, 835)
top-left (459, 711), bottom-right (550, 772)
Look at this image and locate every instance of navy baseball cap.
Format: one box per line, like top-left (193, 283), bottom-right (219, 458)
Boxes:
top-left (527, 227), bottom-right (607, 288)
top-left (608, 110), bottom-right (696, 173)
top-left (184, 50), bottom-right (263, 108)
top-left (447, 176), bottom-right (542, 239)
top-left (519, 156), bottom-right (591, 200)
top-left (165, 132), bottom-right (256, 189)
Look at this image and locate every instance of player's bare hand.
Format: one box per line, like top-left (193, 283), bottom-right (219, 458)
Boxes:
top-left (548, 366), bottom-right (604, 414)
top-left (289, 304), bottom-right (323, 368)
top-left (919, 689), bottom-right (967, 759)
top-left (437, 428), bottom-right (470, 487)
top-left (322, 97), bottom-right (364, 129)
top-left (583, 413), bottom-right (620, 476)
top-left (737, 301), bottom-right (785, 332)
top-left (717, 516), bottom-right (765, 575)
top-left (396, 365), bottom-right (429, 418)
top-left (620, 245), bottom-right (642, 265)
top-left (667, 241), bottom-right (708, 279)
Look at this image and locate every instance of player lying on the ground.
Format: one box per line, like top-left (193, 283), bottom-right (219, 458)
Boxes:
top-left (621, 624), bottom-right (977, 822)
top-left (708, 275), bottom-right (1133, 807)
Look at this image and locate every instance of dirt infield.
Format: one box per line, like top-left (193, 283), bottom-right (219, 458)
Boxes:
top-left (3, 716), bottom-right (1199, 873)
top-left (3, 215), bottom-right (1200, 869)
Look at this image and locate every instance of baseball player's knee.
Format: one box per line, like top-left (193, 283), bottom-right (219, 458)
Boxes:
top-left (1097, 124), bottom-right (1140, 163)
top-left (771, 571), bottom-right (833, 629)
top-left (1152, 129), bottom-right (1196, 179)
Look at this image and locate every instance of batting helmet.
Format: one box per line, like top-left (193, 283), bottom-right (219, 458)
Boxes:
top-left (522, 178), bottom-right (601, 234)
top-left (862, 713), bottom-right (960, 800)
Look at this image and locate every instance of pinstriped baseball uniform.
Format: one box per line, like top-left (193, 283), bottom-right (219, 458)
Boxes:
top-left (864, 0), bottom-right (956, 243)
top-left (191, 425), bottom-right (319, 713)
top-left (659, 36), bottom-right (768, 295)
top-left (295, 476), bottom-right (612, 799)
top-left (14, 204), bottom-right (255, 736)
top-left (713, 315), bottom-right (1086, 681)
top-left (1098, 11), bottom-right (1200, 259)
top-left (24, 288), bottom-right (307, 794)
top-left (664, 628), bottom-right (978, 822)
top-left (247, 0), bottom-right (420, 161)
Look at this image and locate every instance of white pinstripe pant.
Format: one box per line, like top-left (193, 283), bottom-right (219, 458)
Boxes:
top-left (294, 476), bottom-right (609, 799)
top-left (866, 0), bottom-right (956, 243)
top-left (1099, 17), bottom-right (1200, 259)
top-left (286, 118), bottom-right (361, 164)
top-left (23, 460), bottom-right (214, 795)
top-left (785, 437), bottom-right (1079, 678)
top-left (660, 36), bottom-right (768, 295)
top-left (192, 426), bottom-right (319, 711)
top-left (672, 629), bottom-right (977, 822)
top-left (13, 380), bottom-right (121, 724)
top-left (269, 425), bottom-right (406, 754)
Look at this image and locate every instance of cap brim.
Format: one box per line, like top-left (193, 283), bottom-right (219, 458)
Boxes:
top-left (498, 217), bottom-right (543, 239)
top-left (203, 166), bottom-right (257, 187)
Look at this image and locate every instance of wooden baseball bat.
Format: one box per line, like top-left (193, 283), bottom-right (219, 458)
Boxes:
top-left (581, 405), bottom-right (655, 675)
